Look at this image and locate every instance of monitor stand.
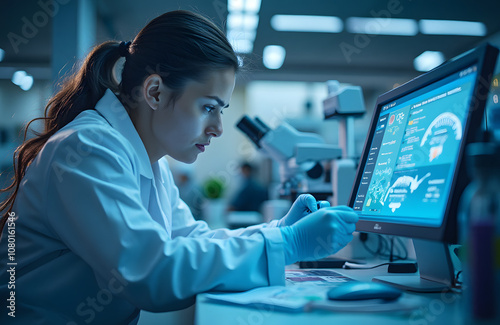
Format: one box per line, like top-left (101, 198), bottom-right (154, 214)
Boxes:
top-left (372, 239), bottom-right (457, 293)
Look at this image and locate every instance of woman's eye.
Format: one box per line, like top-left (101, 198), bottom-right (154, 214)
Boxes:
top-left (204, 105), bottom-right (216, 113)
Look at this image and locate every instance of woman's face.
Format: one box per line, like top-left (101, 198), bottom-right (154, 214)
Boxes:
top-left (150, 68), bottom-right (235, 164)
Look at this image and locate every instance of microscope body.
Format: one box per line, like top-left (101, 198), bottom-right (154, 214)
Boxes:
top-left (237, 117), bottom-right (341, 201)
top-left (323, 81), bottom-right (366, 206)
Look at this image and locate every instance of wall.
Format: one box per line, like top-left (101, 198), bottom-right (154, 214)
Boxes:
top-left (0, 79), bottom-right (51, 201)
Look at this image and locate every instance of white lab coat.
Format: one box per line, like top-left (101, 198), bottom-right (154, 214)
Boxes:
top-left (0, 89), bottom-right (285, 325)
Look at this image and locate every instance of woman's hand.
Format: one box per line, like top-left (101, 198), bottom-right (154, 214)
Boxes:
top-left (280, 206), bottom-right (359, 264)
top-left (277, 194), bottom-right (330, 227)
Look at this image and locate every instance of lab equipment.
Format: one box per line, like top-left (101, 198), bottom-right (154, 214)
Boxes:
top-left (298, 256), bottom-right (354, 269)
top-left (323, 80), bottom-right (366, 206)
top-left (279, 207), bottom-right (358, 265)
top-left (323, 80), bottom-right (365, 158)
top-left (459, 136), bottom-right (500, 321)
top-left (348, 43), bottom-right (499, 292)
top-left (485, 72), bottom-right (500, 140)
top-left (237, 115), bottom-right (342, 200)
top-left (327, 281), bottom-right (402, 301)
top-left (343, 260), bottom-right (418, 273)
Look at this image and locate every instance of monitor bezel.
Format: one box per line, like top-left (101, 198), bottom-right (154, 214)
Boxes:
top-left (348, 43), bottom-right (498, 244)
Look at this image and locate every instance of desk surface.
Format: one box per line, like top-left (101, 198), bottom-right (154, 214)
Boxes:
top-left (195, 266), bottom-right (468, 325)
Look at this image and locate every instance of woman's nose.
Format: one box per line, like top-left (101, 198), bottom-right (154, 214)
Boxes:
top-left (206, 112), bottom-right (223, 138)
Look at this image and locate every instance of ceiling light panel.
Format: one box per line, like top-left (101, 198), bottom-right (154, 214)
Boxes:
top-left (11, 70), bottom-right (34, 91)
top-left (227, 13), bottom-right (259, 30)
top-left (230, 39), bottom-right (254, 54)
top-left (244, 0), bottom-right (261, 14)
top-left (413, 51), bottom-right (445, 72)
top-left (228, 0), bottom-right (261, 14)
top-left (419, 19), bottom-right (487, 36)
top-left (346, 17), bottom-right (418, 36)
top-left (263, 45), bottom-right (286, 69)
top-left (228, 0), bottom-right (244, 12)
top-left (227, 29), bottom-right (257, 42)
top-left (271, 15), bottom-right (343, 33)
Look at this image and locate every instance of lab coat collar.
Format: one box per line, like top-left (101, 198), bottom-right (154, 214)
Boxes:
top-left (94, 89), bottom-right (153, 179)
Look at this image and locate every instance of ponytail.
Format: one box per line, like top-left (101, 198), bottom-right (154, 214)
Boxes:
top-left (0, 41), bottom-right (124, 233)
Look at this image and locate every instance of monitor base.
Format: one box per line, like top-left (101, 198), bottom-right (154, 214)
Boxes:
top-left (373, 275), bottom-right (451, 293)
top-left (373, 239), bottom-right (458, 293)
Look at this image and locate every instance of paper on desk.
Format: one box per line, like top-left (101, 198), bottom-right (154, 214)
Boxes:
top-left (285, 269), bottom-right (354, 286)
top-left (204, 286), bottom-right (324, 313)
top-left (204, 286), bottom-right (428, 314)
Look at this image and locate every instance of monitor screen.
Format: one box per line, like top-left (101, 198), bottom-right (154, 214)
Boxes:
top-left (349, 43), bottom-right (498, 244)
top-left (352, 65), bottom-right (478, 228)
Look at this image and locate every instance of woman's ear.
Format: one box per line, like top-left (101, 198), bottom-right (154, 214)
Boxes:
top-left (143, 74), bottom-right (162, 110)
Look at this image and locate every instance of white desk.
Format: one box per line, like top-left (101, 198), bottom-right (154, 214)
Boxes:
top-left (195, 266), bottom-right (468, 325)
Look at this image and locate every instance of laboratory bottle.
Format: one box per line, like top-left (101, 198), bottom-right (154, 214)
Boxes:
top-left (459, 138), bottom-right (500, 323)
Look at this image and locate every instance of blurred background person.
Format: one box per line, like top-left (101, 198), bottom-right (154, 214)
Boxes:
top-left (228, 162), bottom-right (268, 213)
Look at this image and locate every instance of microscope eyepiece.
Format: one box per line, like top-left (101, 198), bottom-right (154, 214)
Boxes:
top-left (236, 115), bottom-right (270, 148)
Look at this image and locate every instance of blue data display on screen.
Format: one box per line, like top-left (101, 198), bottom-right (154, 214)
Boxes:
top-left (353, 65), bottom-right (478, 227)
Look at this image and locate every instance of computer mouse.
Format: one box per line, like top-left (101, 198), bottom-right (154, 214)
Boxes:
top-left (327, 281), bottom-right (402, 301)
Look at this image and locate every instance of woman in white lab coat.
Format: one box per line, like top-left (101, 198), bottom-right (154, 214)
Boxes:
top-left (0, 10), bottom-right (358, 324)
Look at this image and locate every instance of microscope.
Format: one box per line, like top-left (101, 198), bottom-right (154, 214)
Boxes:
top-left (236, 80), bottom-right (365, 206)
top-left (236, 115), bottom-right (342, 201)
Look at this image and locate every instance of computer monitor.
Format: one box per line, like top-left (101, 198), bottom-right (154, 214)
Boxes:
top-left (348, 43), bottom-right (498, 292)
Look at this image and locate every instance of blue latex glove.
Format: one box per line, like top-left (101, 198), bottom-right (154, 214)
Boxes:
top-left (277, 194), bottom-right (331, 227)
top-left (280, 207), bottom-right (359, 265)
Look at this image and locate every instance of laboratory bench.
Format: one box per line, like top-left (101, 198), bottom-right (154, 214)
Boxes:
top-left (194, 265), bottom-right (474, 325)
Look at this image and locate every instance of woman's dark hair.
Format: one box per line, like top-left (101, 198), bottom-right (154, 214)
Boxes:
top-left (0, 10), bottom-right (239, 234)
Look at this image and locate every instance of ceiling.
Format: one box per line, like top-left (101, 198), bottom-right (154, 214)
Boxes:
top-left (1, 0), bottom-right (500, 91)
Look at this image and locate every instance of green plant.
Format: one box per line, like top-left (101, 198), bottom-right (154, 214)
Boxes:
top-left (203, 177), bottom-right (225, 199)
